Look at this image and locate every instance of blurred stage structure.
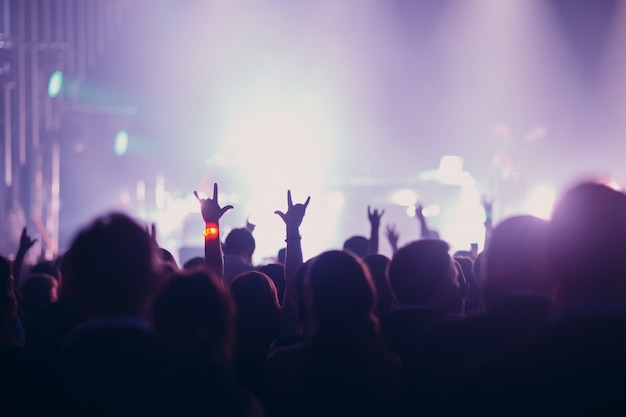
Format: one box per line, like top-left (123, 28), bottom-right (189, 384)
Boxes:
top-left (0, 0), bottom-right (133, 257)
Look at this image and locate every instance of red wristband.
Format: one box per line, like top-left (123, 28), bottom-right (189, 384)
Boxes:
top-left (204, 223), bottom-right (219, 238)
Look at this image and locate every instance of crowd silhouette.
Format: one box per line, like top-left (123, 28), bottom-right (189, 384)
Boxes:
top-left (2, 180), bottom-right (626, 415)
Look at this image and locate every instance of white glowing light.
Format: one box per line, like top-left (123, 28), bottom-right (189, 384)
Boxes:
top-left (325, 191), bottom-right (345, 212)
top-left (391, 189), bottom-right (418, 206)
top-left (524, 186), bottom-right (556, 220)
top-left (422, 204), bottom-right (441, 217)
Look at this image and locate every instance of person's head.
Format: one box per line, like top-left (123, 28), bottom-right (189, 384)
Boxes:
top-left (230, 271), bottom-right (281, 342)
top-left (387, 239), bottom-right (462, 313)
top-left (277, 247), bottom-right (286, 265)
top-left (153, 269), bottom-right (235, 364)
top-left (224, 228), bottom-right (255, 263)
top-left (65, 213), bottom-right (157, 318)
top-left (306, 250), bottom-right (377, 335)
top-left (29, 261), bottom-right (62, 284)
top-left (182, 256), bottom-right (205, 271)
top-left (548, 182), bottom-right (626, 304)
top-left (258, 263), bottom-right (285, 306)
top-left (19, 274), bottom-right (59, 320)
top-left (343, 236), bottom-right (369, 259)
top-left (362, 254), bottom-right (395, 320)
top-left (482, 215), bottom-right (552, 308)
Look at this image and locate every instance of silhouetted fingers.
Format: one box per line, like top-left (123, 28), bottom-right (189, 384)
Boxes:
top-left (303, 196), bottom-right (311, 208)
top-left (274, 210), bottom-right (286, 222)
top-left (212, 183), bottom-right (218, 201)
top-left (287, 190), bottom-right (293, 207)
top-left (194, 191), bottom-right (202, 202)
top-left (221, 205), bottom-right (234, 215)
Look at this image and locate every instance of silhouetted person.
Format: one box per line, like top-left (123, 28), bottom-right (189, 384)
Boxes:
top-left (266, 250), bottom-right (402, 417)
top-left (363, 254), bottom-right (395, 321)
top-left (223, 228), bottom-right (257, 287)
top-left (153, 269), bottom-right (236, 367)
top-left (32, 212), bottom-right (256, 417)
top-left (343, 235), bottom-right (369, 258)
top-left (19, 273), bottom-right (58, 334)
top-left (435, 183), bottom-right (626, 416)
top-left (183, 256), bottom-right (206, 271)
top-left (407, 216), bottom-right (554, 414)
top-left (343, 206), bottom-right (385, 258)
top-left (230, 271), bottom-right (281, 399)
top-left (382, 239), bottom-right (466, 358)
top-left (24, 249), bottom-right (85, 355)
top-left (258, 263), bottom-right (286, 307)
top-left (0, 255), bottom-right (29, 415)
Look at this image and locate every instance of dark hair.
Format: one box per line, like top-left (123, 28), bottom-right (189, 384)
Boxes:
top-left (183, 256), bottom-right (205, 271)
top-left (224, 228), bottom-right (255, 257)
top-left (20, 274), bottom-right (58, 320)
top-left (153, 269), bottom-right (235, 363)
top-left (29, 261), bottom-right (62, 283)
top-left (230, 271), bottom-right (281, 344)
top-left (343, 236), bottom-right (369, 259)
top-left (387, 239), bottom-right (453, 305)
top-left (363, 254), bottom-right (395, 320)
top-left (548, 182), bottom-right (626, 302)
top-left (483, 215), bottom-right (551, 307)
top-left (277, 248), bottom-right (286, 265)
top-left (258, 263), bottom-right (285, 306)
top-left (65, 213), bottom-right (156, 317)
top-left (306, 250), bottom-right (378, 337)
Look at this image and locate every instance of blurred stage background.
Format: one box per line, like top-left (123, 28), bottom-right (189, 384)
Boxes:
top-left (1, 0), bottom-right (626, 264)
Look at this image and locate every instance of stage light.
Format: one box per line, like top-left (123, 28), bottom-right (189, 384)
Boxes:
top-left (391, 189), bottom-right (418, 206)
top-left (114, 130), bottom-right (129, 156)
top-left (47, 70), bottom-right (63, 98)
top-left (525, 186), bottom-right (556, 220)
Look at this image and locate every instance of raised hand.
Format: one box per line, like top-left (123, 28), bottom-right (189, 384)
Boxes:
top-left (194, 183), bottom-right (234, 224)
top-left (245, 216), bottom-right (256, 233)
top-left (415, 203), bottom-right (426, 220)
top-left (368, 206), bottom-right (385, 229)
top-left (274, 190), bottom-right (311, 231)
top-left (18, 227), bottom-right (37, 255)
top-left (385, 224), bottom-right (399, 253)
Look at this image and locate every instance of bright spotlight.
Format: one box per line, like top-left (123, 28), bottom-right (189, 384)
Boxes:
top-left (114, 130), bottom-right (129, 156)
top-left (525, 186), bottom-right (556, 220)
top-left (391, 189), bottom-right (418, 206)
top-left (47, 70), bottom-right (63, 98)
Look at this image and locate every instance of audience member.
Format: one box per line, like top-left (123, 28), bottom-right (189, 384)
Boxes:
top-left (258, 263), bottom-right (286, 307)
top-left (383, 239), bottom-right (466, 358)
top-left (223, 228), bottom-right (257, 286)
top-left (31, 212), bottom-right (257, 417)
top-left (266, 250), bottom-right (402, 417)
top-left (362, 254), bottom-right (395, 321)
top-left (230, 271), bottom-right (281, 399)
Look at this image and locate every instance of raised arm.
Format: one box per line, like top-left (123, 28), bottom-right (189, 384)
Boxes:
top-left (385, 224), bottom-right (400, 254)
top-left (367, 206), bottom-right (385, 255)
top-left (194, 183), bottom-right (233, 280)
top-left (13, 227), bottom-right (37, 292)
top-left (275, 190), bottom-right (310, 308)
top-left (415, 203), bottom-right (433, 238)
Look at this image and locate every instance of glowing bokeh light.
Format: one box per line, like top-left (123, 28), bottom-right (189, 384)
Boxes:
top-left (524, 186), bottom-right (556, 220)
top-left (391, 189), bottom-right (418, 207)
top-left (114, 130), bottom-right (129, 156)
top-left (47, 71), bottom-right (63, 98)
